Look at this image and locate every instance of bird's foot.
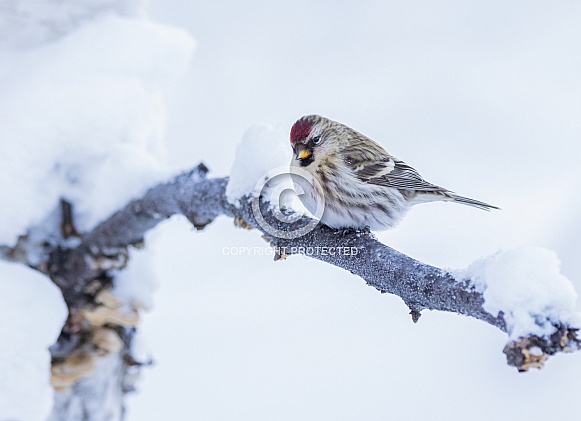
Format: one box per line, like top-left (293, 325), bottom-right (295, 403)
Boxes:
top-left (333, 226), bottom-right (371, 236)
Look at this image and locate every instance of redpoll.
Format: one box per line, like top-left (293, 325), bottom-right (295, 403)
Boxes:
top-left (289, 115), bottom-right (498, 230)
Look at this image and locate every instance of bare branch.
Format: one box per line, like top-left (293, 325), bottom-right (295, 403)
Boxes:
top-left (4, 163), bottom-right (579, 376)
top-left (31, 162), bottom-right (576, 371)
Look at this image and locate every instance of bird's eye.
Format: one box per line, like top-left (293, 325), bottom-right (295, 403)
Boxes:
top-left (312, 136), bottom-right (322, 145)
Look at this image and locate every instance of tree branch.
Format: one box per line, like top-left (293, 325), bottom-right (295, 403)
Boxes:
top-left (28, 162), bottom-right (575, 373)
top-left (3, 162), bottom-right (579, 409)
top-left (2, 161), bottom-right (579, 420)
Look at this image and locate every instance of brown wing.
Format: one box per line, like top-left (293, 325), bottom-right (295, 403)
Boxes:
top-left (343, 146), bottom-right (446, 193)
top-left (343, 145), bottom-right (499, 210)
top-left (365, 159), bottom-right (446, 192)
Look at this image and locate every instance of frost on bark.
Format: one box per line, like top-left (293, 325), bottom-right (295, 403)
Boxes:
top-left (1, 163), bottom-right (580, 420)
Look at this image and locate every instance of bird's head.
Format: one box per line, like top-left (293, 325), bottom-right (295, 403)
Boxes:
top-left (290, 115), bottom-right (342, 168)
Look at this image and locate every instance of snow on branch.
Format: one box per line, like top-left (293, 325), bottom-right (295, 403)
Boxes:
top-left (10, 162), bottom-right (576, 373)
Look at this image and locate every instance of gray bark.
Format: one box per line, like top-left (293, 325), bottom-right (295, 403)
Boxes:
top-left (1, 162), bottom-right (579, 420)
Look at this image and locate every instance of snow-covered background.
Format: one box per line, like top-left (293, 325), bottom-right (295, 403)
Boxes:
top-left (1, 0), bottom-right (581, 420)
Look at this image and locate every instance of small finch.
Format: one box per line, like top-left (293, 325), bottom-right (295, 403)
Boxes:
top-left (289, 114), bottom-right (498, 230)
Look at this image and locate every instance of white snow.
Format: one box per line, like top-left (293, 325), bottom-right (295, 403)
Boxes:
top-left (0, 0), bottom-right (145, 50)
top-left (2, 1), bottom-right (581, 421)
top-left (0, 12), bottom-right (195, 245)
top-left (126, 2), bottom-right (581, 420)
top-left (0, 261), bottom-right (67, 421)
top-left (461, 247), bottom-right (580, 339)
top-left (114, 245), bottom-right (157, 312)
top-left (0, 3), bottom-right (196, 419)
top-left (225, 123), bottom-right (291, 205)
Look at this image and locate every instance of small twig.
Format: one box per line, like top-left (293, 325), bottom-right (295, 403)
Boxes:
top-left (60, 199), bottom-right (80, 239)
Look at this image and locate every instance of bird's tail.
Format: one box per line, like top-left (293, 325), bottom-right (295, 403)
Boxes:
top-left (445, 192), bottom-right (500, 211)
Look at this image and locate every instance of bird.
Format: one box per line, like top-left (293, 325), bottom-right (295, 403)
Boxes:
top-left (289, 114), bottom-right (498, 231)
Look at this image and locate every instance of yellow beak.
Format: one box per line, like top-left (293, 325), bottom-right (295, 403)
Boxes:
top-left (296, 148), bottom-right (311, 160)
